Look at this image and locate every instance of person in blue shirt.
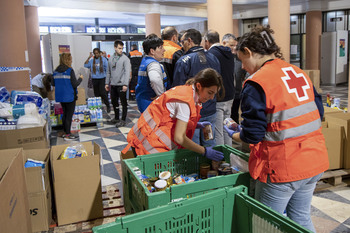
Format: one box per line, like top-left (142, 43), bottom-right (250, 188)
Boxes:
top-left (172, 28), bottom-right (221, 147)
top-left (84, 48), bottom-right (111, 113)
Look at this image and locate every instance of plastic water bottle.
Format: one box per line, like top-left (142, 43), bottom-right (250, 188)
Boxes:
top-left (92, 97), bottom-right (97, 109)
top-left (97, 97), bottom-right (102, 108)
top-left (87, 98), bottom-right (92, 109)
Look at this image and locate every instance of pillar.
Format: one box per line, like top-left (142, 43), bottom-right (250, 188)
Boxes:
top-left (145, 13), bottom-right (161, 37)
top-left (305, 11), bottom-right (322, 70)
top-left (233, 19), bottom-right (240, 37)
top-left (25, 5), bottom-right (42, 77)
top-left (268, 0), bottom-right (290, 62)
top-left (0, 0), bottom-right (30, 91)
top-left (207, 0), bottom-right (233, 41)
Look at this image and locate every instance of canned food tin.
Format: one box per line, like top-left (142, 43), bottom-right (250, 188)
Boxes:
top-left (154, 179), bottom-right (167, 191)
top-left (200, 163), bottom-right (210, 179)
top-left (207, 170), bottom-right (218, 178)
top-left (224, 117), bottom-right (238, 130)
top-left (212, 160), bottom-right (221, 171)
top-left (203, 124), bottom-right (213, 141)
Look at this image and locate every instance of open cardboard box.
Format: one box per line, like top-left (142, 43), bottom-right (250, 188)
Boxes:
top-left (24, 148), bottom-right (52, 232)
top-left (50, 142), bottom-right (103, 226)
top-left (0, 148), bottom-right (31, 233)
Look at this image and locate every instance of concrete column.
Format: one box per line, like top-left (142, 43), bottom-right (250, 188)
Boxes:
top-left (233, 19), bottom-right (240, 37)
top-left (305, 11), bottom-right (322, 70)
top-left (145, 13), bottom-right (161, 37)
top-left (25, 6), bottom-right (42, 77)
top-left (0, 0), bottom-right (30, 91)
top-left (268, 0), bottom-right (290, 62)
top-left (207, 0), bottom-right (233, 40)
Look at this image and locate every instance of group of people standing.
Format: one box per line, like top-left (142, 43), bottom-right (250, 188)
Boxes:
top-left (123, 25), bottom-right (329, 233)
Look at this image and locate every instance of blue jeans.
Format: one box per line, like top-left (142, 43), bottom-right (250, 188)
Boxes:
top-left (192, 113), bottom-right (216, 147)
top-left (255, 173), bottom-right (323, 232)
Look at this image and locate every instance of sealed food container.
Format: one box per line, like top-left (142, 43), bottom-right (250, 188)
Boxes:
top-left (154, 179), bottom-right (167, 191)
top-left (224, 117), bottom-right (239, 130)
top-left (203, 124), bottom-right (213, 141)
top-left (200, 163), bottom-right (210, 179)
top-left (159, 171), bottom-right (173, 186)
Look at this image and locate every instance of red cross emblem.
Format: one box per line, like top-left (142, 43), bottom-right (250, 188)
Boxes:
top-left (281, 67), bottom-right (310, 101)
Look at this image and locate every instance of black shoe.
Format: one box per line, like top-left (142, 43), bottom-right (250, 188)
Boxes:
top-left (108, 119), bottom-right (120, 124)
top-left (106, 106), bottom-right (111, 114)
top-left (64, 134), bottom-right (79, 141)
top-left (116, 120), bottom-right (126, 127)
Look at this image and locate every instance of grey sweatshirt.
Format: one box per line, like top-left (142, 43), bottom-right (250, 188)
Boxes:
top-left (106, 53), bottom-right (131, 86)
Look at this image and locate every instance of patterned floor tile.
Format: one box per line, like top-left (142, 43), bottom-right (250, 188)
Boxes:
top-left (79, 133), bottom-right (103, 143)
top-left (107, 149), bottom-right (121, 162)
top-left (312, 196), bottom-right (350, 223)
top-left (102, 137), bottom-right (127, 149)
top-left (99, 129), bottom-right (119, 138)
top-left (101, 174), bottom-right (121, 187)
top-left (101, 163), bottom-right (120, 180)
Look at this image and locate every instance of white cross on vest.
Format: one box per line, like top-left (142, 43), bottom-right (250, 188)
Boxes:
top-left (281, 67), bottom-right (310, 102)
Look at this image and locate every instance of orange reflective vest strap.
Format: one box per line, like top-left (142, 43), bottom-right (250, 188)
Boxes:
top-left (162, 40), bottom-right (181, 64)
top-left (129, 50), bottom-right (143, 58)
top-left (126, 85), bottom-right (201, 156)
top-left (245, 59), bottom-right (328, 183)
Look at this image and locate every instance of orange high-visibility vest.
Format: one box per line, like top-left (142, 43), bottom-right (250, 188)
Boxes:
top-left (162, 40), bottom-right (181, 64)
top-left (122, 85), bottom-right (201, 155)
top-left (244, 59), bottom-right (329, 183)
top-left (129, 50), bottom-right (143, 58)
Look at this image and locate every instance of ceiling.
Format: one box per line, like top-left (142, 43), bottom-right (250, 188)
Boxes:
top-left (26, 0), bottom-right (350, 26)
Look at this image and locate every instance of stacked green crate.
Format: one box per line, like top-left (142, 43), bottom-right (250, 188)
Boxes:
top-left (93, 185), bottom-right (312, 233)
top-left (122, 145), bottom-right (251, 214)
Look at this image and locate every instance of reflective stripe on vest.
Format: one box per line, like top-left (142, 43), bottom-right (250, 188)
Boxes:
top-left (54, 74), bottom-right (71, 80)
top-left (132, 108), bottom-right (177, 153)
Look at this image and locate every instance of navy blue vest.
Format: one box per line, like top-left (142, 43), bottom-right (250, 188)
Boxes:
top-left (135, 56), bottom-right (168, 113)
top-left (53, 68), bottom-right (75, 103)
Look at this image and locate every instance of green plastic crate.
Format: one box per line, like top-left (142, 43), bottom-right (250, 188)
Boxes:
top-left (93, 185), bottom-right (247, 233)
top-left (122, 145), bottom-right (251, 214)
top-left (233, 193), bottom-right (312, 233)
top-left (93, 185), bottom-right (312, 233)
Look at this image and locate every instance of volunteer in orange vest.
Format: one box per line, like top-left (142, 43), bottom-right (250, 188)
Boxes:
top-left (122, 68), bottom-right (224, 161)
top-left (224, 25), bottom-right (329, 232)
top-left (160, 26), bottom-right (181, 87)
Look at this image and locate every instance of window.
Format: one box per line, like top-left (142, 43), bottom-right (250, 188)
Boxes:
top-left (107, 27), bottom-right (126, 33)
top-left (49, 26), bottom-right (73, 33)
top-left (85, 26), bottom-right (107, 33)
top-left (137, 27), bottom-right (146, 34)
top-left (39, 26), bottom-right (49, 33)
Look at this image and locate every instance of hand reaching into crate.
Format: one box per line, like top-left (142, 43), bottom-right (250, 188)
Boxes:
top-left (204, 146), bottom-right (224, 161)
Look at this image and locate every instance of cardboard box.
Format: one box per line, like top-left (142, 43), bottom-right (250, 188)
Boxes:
top-left (322, 123), bottom-right (344, 170)
top-left (47, 87), bottom-right (86, 106)
top-left (24, 148), bottom-right (52, 232)
top-left (76, 87), bottom-right (87, 106)
top-left (0, 148), bottom-right (32, 233)
top-left (0, 124), bottom-right (49, 150)
top-left (326, 113), bottom-right (350, 168)
top-left (51, 142), bottom-right (103, 225)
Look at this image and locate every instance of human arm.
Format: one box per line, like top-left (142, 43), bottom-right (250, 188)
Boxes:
top-left (105, 59), bottom-right (111, 91)
top-left (174, 119), bottom-right (206, 154)
top-left (231, 81), bottom-right (267, 144)
top-left (172, 57), bottom-right (189, 87)
top-left (70, 69), bottom-right (83, 88)
top-left (147, 62), bottom-right (165, 96)
top-left (313, 86), bottom-right (324, 120)
top-left (121, 57), bottom-right (131, 92)
top-left (84, 53), bottom-right (93, 66)
top-left (103, 57), bottom-right (108, 76)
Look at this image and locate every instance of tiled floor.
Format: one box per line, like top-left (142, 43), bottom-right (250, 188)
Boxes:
top-left (50, 84), bottom-right (350, 233)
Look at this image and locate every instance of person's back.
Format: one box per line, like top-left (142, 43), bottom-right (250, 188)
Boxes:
top-left (204, 30), bottom-right (235, 146)
top-left (160, 26), bottom-right (181, 86)
top-left (128, 45), bottom-right (143, 99)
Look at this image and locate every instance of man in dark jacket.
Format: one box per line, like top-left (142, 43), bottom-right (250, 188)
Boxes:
top-left (172, 28), bottom-right (221, 147)
top-left (128, 44), bottom-right (143, 100)
top-left (204, 30), bottom-right (235, 147)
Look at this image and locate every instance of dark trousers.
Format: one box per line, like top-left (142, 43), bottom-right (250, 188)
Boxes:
top-left (231, 98), bottom-right (241, 123)
top-left (110, 85), bottom-right (127, 121)
top-left (61, 101), bottom-right (76, 134)
top-left (92, 78), bottom-right (110, 108)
